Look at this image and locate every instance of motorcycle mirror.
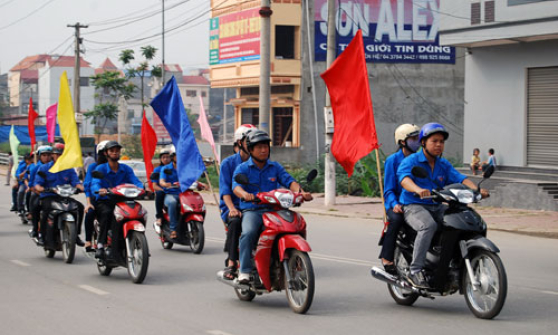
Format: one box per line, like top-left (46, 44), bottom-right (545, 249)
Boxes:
top-left (483, 165), bottom-right (495, 179)
top-left (306, 169), bottom-right (318, 184)
top-left (92, 171), bottom-right (105, 179)
top-left (234, 174), bottom-right (250, 185)
top-left (38, 171), bottom-right (47, 179)
top-left (163, 169), bottom-right (173, 175)
top-left (411, 166), bottom-right (428, 179)
top-left (150, 172), bottom-right (160, 180)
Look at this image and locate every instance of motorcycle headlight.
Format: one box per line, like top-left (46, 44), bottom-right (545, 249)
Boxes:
top-left (114, 210), bottom-right (124, 221)
top-left (182, 203), bottom-right (193, 212)
top-left (450, 189), bottom-right (475, 204)
top-left (275, 191), bottom-right (294, 208)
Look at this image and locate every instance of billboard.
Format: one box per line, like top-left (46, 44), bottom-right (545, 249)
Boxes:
top-left (210, 8), bottom-right (261, 65)
top-left (315, 0), bottom-right (455, 64)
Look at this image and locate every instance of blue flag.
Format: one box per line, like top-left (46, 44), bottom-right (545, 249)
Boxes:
top-left (151, 76), bottom-right (206, 192)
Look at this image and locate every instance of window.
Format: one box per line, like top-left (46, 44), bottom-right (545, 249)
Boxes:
top-left (201, 91), bottom-right (207, 98)
top-left (508, 0), bottom-right (553, 5)
top-left (275, 25), bottom-right (295, 60)
top-left (272, 107), bottom-right (293, 146)
top-left (240, 87), bottom-right (259, 96)
top-left (271, 85), bottom-right (294, 95)
top-left (485, 1), bottom-right (495, 23)
top-left (471, 2), bottom-right (481, 25)
top-left (186, 90), bottom-right (197, 97)
top-left (127, 109), bottom-right (134, 120)
top-left (80, 77), bottom-right (90, 87)
top-left (241, 108), bottom-right (259, 126)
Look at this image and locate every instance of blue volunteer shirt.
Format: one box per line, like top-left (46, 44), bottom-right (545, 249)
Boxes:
top-left (397, 150), bottom-right (467, 206)
top-left (83, 162), bottom-right (98, 198)
top-left (159, 163), bottom-right (180, 195)
top-left (15, 160), bottom-right (28, 186)
top-left (34, 161), bottom-right (81, 198)
top-left (151, 165), bottom-right (164, 185)
top-left (28, 161), bottom-right (44, 188)
top-left (232, 157), bottom-right (297, 211)
top-left (219, 153), bottom-right (245, 221)
top-left (383, 149), bottom-right (405, 211)
top-left (91, 162), bottom-right (143, 200)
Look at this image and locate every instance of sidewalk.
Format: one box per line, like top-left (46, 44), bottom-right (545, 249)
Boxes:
top-left (200, 192), bottom-right (558, 239)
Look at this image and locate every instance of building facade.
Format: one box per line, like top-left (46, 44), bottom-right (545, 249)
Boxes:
top-left (439, 0), bottom-right (558, 168)
top-left (210, 0), bottom-right (466, 164)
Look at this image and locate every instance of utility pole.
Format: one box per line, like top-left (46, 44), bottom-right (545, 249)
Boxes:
top-left (324, 0), bottom-right (336, 206)
top-left (67, 22), bottom-right (88, 134)
top-left (161, 0), bottom-right (166, 86)
top-left (258, 0), bottom-right (272, 134)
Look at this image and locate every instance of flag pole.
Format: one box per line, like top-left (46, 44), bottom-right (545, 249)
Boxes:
top-left (203, 170), bottom-right (220, 211)
top-left (375, 149), bottom-right (387, 222)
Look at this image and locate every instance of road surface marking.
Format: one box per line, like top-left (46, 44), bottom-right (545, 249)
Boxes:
top-left (312, 253), bottom-right (373, 267)
top-left (207, 330), bottom-right (235, 335)
top-left (11, 260), bottom-right (30, 267)
top-left (78, 285), bottom-right (109, 296)
top-left (542, 290), bottom-right (558, 296)
top-left (206, 237), bottom-right (225, 243)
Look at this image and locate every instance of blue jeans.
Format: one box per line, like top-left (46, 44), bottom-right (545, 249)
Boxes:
top-left (239, 209), bottom-right (268, 274)
top-left (164, 193), bottom-right (179, 231)
top-left (155, 191), bottom-right (165, 219)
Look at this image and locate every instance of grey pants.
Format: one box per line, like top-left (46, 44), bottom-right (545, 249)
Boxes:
top-left (403, 204), bottom-right (446, 273)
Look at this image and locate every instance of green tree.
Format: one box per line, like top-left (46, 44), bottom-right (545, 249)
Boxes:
top-left (84, 71), bottom-right (135, 141)
top-left (120, 46), bottom-right (162, 109)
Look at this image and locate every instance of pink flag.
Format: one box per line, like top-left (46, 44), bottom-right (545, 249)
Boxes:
top-left (196, 96), bottom-right (220, 164)
top-left (46, 103), bottom-right (58, 143)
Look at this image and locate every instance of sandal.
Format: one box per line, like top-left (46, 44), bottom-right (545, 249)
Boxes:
top-left (222, 266), bottom-right (237, 280)
top-left (170, 231), bottom-right (177, 239)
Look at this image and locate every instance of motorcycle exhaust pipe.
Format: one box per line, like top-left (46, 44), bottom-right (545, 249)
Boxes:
top-left (216, 271), bottom-right (251, 290)
top-left (371, 266), bottom-right (417, 292)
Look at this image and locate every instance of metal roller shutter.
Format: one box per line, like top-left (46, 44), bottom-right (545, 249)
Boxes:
top-left (527, 67), bottom-right (558, 167)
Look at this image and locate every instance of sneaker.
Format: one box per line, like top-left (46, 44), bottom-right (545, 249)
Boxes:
top-left (383, 263), bottom-right (397, 276)
top-left (37, 236), bottom-right (45, 246)
top-left (75, 236), bottom-right (85, 247)
top-left (408, 270), bottom-right (429, 289)
top-left (153, 221), bottom-right (161, 234)
top-left (29, 230), bottom-right (37, 238)
top-left (95, 248), bottom-right (106, 260)
top-left (238, 272), bottom-right (250, 284)
top-left (10, 206), bottom-right (17, 212)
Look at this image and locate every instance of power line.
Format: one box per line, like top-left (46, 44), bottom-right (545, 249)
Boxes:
top-left (0, 0), bottom-right (17, 10)
top-left (0, 0), bottom-right (58, 31)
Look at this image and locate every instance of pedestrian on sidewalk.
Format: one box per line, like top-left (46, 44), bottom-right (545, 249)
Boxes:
top-left (5, 152), bottom-right (13, 186)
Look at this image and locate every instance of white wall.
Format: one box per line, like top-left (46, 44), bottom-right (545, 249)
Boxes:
top-left (463, 40), bottom-right (558, 166)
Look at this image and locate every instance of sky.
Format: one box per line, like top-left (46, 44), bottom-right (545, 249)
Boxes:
top-left (0, 0), bottom-right (210, 73)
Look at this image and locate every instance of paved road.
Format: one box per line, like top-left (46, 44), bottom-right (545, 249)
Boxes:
top-left (1, 188), bottom-right (557, 335)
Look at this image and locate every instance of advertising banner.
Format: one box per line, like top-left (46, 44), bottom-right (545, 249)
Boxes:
top-left (210, 8), bottom-right (261, 65)
top-left (315, 0), bottom-right (455, 64)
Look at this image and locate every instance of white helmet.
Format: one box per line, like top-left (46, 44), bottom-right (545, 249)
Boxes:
top-left (97, 140), bottom-right (110, 154)
top-left (394, 124), bottom-right (420, 146)
top-left (234, 124), bottom-right (257, 142)
top-left (161, 145), bottom-right (176, 156)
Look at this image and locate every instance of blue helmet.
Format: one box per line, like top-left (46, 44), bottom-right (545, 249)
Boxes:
top-left (419, 123), bottom-right (449, 142)
top-left (37, 145), bottom-right (53, 155)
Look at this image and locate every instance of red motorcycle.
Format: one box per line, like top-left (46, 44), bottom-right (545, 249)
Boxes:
top-left (217, 170), bottom-right (317, 314)
top-left (151, 171), bottom-right (206, 253)
top-left (91, 173), bottom-right (150, 284)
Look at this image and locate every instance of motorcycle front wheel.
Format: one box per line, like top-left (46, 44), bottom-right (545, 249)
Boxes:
top-left (188, 221), bottom-right (204, 254)
top-left (235, 288), bottom-right (256, 302)
top-left (463, 250), bottom-right (507, 319)
top-left (284, 250), bottom-right (315, 314)
top-left (61, 221), bottom-right (77, 264)
top-left (127, 232), bottom-right (149, 284)
top-left (388, 247), bottom-right (419, 306)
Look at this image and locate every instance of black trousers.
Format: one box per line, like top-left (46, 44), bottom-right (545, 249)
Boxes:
top-left (224, 216), bottom-right (242, 263)
top-left (39, 197), bottom-right (84, 243)
top-left (378, 209), bottom-right (406, 262)
top-left (96, 200), bottom-right (118, 249)
top-left (29, 192), bottom-right (40, 233)
top-left (84, 198), bottom-right (97, 242)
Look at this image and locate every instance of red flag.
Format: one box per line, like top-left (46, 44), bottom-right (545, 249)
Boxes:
top-left (320, 29), bottom-right (379, 177)
top-left (141, 111), bottom-right (158, 192)
top-left (27, 98), bottom-right (39, 148)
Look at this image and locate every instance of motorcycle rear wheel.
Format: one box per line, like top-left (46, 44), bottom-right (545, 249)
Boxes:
top-left (463, 250), bottom-right (507, 319)
top-left (388, 247), bottom-right (419, 306)
top-left (62, 221), bottom-right (77, 264)
top-left (284, 250), bottom-right (315, 314)
top-left (235, 288), bottom-right (256, 302)
top-left (188, 221), bottom-right (204, 254)
top-left (127, 232), bottom-right (149, 284)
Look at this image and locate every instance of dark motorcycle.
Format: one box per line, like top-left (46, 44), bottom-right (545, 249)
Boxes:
top-left (31, 178), bottom-right (81, 264)
top-left (371, 165), bottom-right (507, 319)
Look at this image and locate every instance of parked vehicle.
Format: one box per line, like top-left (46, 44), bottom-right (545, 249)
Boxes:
top-left (92, 171), bottom-right (150, 284)
top-left (371, 165), bottom-right (507, 319)
top-left (30, 182), bottom-right (81, 264)
top-left (151, 171), bottom-right (206, 253)
top-left (217, 170), bottom-right (317, 314)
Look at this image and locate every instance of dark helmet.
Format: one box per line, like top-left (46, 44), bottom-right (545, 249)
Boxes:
top-left (419, 123), bottom-right (449, 142)
top-left (246, 130), bottom-right (271, 151)
top-left (104, 141), bottom-right (122, 151)
top-left (52, 143), bottom-right (65, 155)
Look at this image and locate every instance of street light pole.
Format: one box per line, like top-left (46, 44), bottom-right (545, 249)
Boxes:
top-left (67, 22), bottom-right (88, 134)
top-left (161, 0), bottom-right (166, 86)
top-left (258, 0), bottom-right (272, 135)
top-left (324, 0), bottom-right (336, 206)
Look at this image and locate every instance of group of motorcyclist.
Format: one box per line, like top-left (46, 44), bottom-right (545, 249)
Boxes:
top-left (7, 121), bottom-right (488, 291)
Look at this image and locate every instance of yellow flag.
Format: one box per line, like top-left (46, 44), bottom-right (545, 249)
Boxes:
top-left (49, 71), bottom-right (83, 173)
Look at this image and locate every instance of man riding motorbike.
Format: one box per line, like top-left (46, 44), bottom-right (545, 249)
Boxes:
top-left (91, 141), bottom-right (143, 261)
top-left (29, 146), bottom-right (53, 240)
top-left (379, 124), bottom-right (420, 274)
top-left (152, 146), bottom-right (173, 233)
top-left (219, 124), bottom-right (256, 279)
top-left (159, 149), bottom-right (180, 239)
top-left (34, 143), bottom-right (85, 246)
top-left (397, 123), bottom-right (489, 288)
top-left (232, 130), bottom-right (313, 284)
